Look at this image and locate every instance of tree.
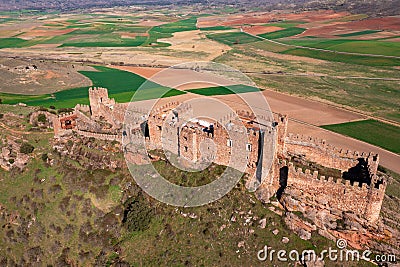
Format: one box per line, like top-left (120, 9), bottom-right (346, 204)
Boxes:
top-left (37, 114), bottom-right (46, 123)
top-left (20, 143), bottom-right (34, 154)
top-left (41, 153), bottom-right (48, 162)
top-left (122, 196), bottom-right (154, 232)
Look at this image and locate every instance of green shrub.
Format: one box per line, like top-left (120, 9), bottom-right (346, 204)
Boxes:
top-left (41, 153), bottom-right (48, 162)
top-left (8, 158), bottom-right (14, 164)
top-left (123, 195), bottom-right (154, 232)
top-left (20, 142), bottom-right (34, 154)
top-left (37, 114), bottom-right (46, 123)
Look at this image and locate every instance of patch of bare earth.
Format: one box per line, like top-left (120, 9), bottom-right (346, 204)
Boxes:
top-left (136, 20), bottom-right (168, 26)
top-left (158, 30), bottom-right (231, 61)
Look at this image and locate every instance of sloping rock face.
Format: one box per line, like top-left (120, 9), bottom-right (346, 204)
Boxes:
top-left (53, 134), bottom-right (124, 171)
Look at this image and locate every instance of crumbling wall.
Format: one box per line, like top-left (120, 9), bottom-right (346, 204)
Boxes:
top-left (284, 161), bottom-right (386, 223)
top-left (75, 129), bottom-right (121, 142)
top-left (285, 133), bottom-right (373, 171)
top-left (53, 112), bottom-right (77, 137)
top-left (147, 101), bottom-right (180, 151)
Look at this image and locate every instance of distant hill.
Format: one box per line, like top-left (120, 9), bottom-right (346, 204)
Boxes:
top-left (0, 0), bottom-right (398, 16)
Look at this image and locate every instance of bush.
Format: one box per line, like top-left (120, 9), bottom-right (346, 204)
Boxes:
top-left (122, 195), bottom-right (154, 232)
top-left (8, 158), bottom-right (14, 164)
top-left (67, 140), bottom-right (73, 147)
top-left (0, 114), bottom-right (3, 119)
top-left (49, 105), bottom-right (56, 109)
top-left (37, 114), bottom-right (46, 123)
top-left (20, 143), bottom-right (35, 154)
top-left (41, 153), bottom-right (48, 162)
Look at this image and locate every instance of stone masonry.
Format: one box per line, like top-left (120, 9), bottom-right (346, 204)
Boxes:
top-left (52, 87), bottom-right (387, 225)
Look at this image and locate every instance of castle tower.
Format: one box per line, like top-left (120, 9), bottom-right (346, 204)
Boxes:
top-left (88, 87), bottom-right (109, 118)
top-left (276, 114), bottom-right (288, 158)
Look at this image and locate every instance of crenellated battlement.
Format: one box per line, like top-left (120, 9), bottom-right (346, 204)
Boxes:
top-left (236, 110), bottom-right (256, 120)
top-left (151, 101), bottom-right (180, 115)
top-left (89, 86), bottom-right (108, 94)
top-left (286, 133), bottom-right (374, 159)
top-left (58, 112), bottom-right (77, 119)
top-left (51, 87), bottom-right (387, 225)
top-left (284, 161), bottom-right (385, 192)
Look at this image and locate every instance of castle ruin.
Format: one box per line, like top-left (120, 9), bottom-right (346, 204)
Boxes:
top-left (53, 87), bottom-right (387, 228)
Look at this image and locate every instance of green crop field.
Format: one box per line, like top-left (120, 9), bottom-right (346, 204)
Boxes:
top-left (281, 48), bottom-right (400, 66)
top-left (337, 30), bottom-right (381, 37)
top-left (258, 27), bottom-right (305, 39)
top-left (143, 31), bottom-right (172, 47)
top-left (321, 120), bottom-right (400, 154)
top-left (142, 17), bottom-right (199, 46)
top-left (280, 39), bottom-right (355, 49)
top-left (0, 66), bottom-right (185, 108)
top-left (0, 37), bottom-right (30, 48)
top-left (150, 17), bottom-right (198, 34)
top-left (206, 32), bottom-right (260, 45)
top-left (187, 84), bottom-right (260, 96)
top-left (281, 39), bottom-right (400, 57)
top-left (60, 36), bottom-right (147, 47)
top-left (325, 41), bottom-right (400, 57)
top-left (199, 26), bottom-right (233, 31)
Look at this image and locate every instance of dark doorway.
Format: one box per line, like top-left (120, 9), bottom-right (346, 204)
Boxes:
top-left (140, 121), bottom-right (150, 138)
top-left (276, 166), bottom-right (288, 200)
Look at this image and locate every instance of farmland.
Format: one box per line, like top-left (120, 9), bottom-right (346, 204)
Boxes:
top-left (321, 120), bottom-right (400, 154)
top-left (0, 66), bottom-right (185, 108)
top-left (187, 84), bottom-right (260, 96)
top-left (206, 32), bottom-right (260, 45)
top-left (257, 27), bottom-right (306, 39)
top-left (280, 39), bottom-right (400, 57)
top-left (0, 8), bottom-right (399, 153)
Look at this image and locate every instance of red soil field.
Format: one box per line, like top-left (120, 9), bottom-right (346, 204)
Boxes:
top-left (242, 25), bottom-right (283, 35)
top-left (299, 16), bottom-right (400, 37)
top-left (197, 10), bottom-right (349, 28)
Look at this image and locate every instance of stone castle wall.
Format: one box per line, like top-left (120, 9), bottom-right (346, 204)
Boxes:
top-left (283, 160), bottom-right (386, 223)
top-left (75, 129), bottom-right (121, 141)
top-left (285, 133), bottom-right (374, 171)
top-left (51, 87), bottom-right (387, 225)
